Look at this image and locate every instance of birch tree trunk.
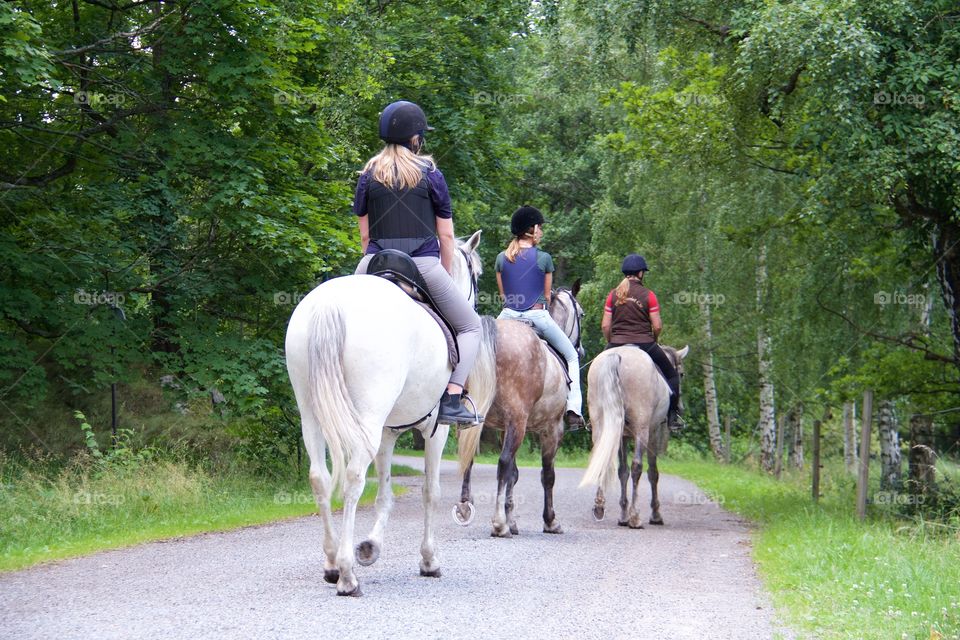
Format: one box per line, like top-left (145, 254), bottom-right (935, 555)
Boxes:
top-left (700, 297), bottom-right (724, 461)
top-left (843, 401), bottom-right (857, 473)
top-left (877, 400), bottom-right (902, 491)
top-left (756, 243), bottom-right (776, 473)
top-left (908, 414), bottom-right (937, 497)
top-left (787, 403), bottom-right (804, 469)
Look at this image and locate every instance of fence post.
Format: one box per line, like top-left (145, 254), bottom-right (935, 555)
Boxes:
top-left (812, 419), bottom-right (821, 502)
top-left (856, 389), bottom-right (874, 521)
top-left (724, 415), bottom-right (732, 464)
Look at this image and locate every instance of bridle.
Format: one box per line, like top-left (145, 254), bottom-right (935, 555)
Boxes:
top-left (552, 287), bottom-right (583, 355)
top-left (458, 246), bottom-right (480, 309)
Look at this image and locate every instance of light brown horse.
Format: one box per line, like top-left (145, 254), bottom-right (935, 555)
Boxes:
top-left (580, 344), bottom-right (688, 528)
top-left (456, 284), bottom-right (583, 537)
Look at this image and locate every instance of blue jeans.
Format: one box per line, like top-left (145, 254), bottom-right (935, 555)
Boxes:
top-left (497, 307), bottom-right (583, 415)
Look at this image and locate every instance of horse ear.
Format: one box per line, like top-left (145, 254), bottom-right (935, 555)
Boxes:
top-left (463, 229), bottom-right (482, 253)
top-left (677, 345), bottom-right (690, 360)
top-left (571, 278), bottom-right (582, 298)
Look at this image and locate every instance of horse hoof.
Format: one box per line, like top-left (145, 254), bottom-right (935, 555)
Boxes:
top-left (490, 526), bottom-right (512, 538)
top-left (509, 523), bottom-right (520, 536)
top-left (355, 540), bottom-right (380, 566)
top-left (336, 585), bottom-right (362, 597)
top-left (592, 506), bottom-right (605, 521)
top-left (617, 520), bottom-right (629, 527)
top-left (323, 569), bottom-right (340, 584)
top-left (543, 523), bottom-right (564, 534)
top-left (649, 517), bottom-right (664, 526)
top-left (628, 517), bottom-right (644, 529)
top-left (420, 568), bottom-right (442, 578)
top-left (451, 501), bottom-right (475, 526)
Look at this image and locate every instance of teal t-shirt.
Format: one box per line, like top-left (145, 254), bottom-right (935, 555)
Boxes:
top-left (495, 247), bottom-right (555, 310)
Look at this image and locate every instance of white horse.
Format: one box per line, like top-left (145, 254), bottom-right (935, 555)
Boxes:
top-left (580, 344), bottom-right (689, 528)
top-left (284, 231), bottom-right (484, 596)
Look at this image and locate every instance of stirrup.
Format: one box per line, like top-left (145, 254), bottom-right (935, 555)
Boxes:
top-left (668, 413), bottom-right (686, 433)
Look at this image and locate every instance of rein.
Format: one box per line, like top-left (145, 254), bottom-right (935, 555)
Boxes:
top-left (458, 247), bottom-right (480, 309)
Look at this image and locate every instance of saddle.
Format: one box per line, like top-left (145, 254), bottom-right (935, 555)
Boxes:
top-left (366, 249), bottom-right (458, 368)
top-left (510, 318), bottom-right (572, 388)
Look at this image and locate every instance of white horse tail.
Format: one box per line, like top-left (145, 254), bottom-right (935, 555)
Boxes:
top-left (306, 302), bottom-right (376, 495)
top-left (458, 315), bottom-right (498, 476)
top-left (580, 352), bottom-right (625, 489)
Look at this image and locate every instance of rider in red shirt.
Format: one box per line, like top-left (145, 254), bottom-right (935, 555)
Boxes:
top-left (601, 254), bottom-right (683, 430)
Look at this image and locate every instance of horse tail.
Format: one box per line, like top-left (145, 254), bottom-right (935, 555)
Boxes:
top-left (458, 315), bottom-right (498, 476)
top-left (306, 302), bottom-right (375, 495)
top-left (580, 352), bottom-right (625, 489)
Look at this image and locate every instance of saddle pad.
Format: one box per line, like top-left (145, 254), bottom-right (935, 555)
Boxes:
top-left (416, 300), bottom-right (458, 368)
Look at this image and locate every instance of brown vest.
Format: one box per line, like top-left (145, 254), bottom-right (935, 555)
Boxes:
top-left (609, 280), bottom-right (655, 344)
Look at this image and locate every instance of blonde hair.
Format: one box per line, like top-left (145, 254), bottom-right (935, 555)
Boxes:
top-left (362, 142), bottom-right (436, 191)
top-left (614, 274), bottom-right (643, 305)
top-left (504, 228), bottom-right (537, 263)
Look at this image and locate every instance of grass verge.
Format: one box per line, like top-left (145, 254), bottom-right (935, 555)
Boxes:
top-left (0, 453), bottom-right (416, 573)
top-left (661, 458), bottom-right (960, 640)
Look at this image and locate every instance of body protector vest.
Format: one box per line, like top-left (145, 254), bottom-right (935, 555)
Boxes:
top-left (366, 174), bottom-right (436, 255)
top-left (610, 280), bottom-right (656, 345)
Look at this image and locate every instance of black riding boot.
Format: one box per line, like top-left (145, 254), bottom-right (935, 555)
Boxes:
top-left (667, 375), bottom-right (684, 431)
top-left (438, 391), bottom-right (483, 425)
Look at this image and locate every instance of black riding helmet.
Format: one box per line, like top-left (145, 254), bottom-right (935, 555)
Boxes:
top-left (621, 253), bottom-right (649, 275)
top-left (510, 205), bottom-right (545, 237)
top-left (379, 100), bottom-right (434, 145)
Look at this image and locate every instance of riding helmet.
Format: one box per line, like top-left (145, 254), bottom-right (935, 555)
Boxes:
top-left (621, 253), bottom-right (649, 274)
top-left (379, 100), bottom-right (434, 144)
top-left (510, 205), bottom-right (545, 237)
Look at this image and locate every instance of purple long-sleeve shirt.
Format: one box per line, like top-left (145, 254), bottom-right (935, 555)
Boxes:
top-left (353, 168), bottom-right (452, 257)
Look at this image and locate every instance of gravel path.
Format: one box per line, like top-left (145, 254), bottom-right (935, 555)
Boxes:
top-left (0, 455), bottom-right (786, 639)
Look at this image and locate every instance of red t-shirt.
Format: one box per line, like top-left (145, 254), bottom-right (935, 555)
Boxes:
top-left (605, 289), bottom-right (659, 314)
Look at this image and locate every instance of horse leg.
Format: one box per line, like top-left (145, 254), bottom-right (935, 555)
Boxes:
top-left (627, 437), bottom-right (645, 529)
top-left (334, 447), bottom-right (374, 596)
top-left (617, 438), bottom-right (631, 526)
top-left (420, 421), bottom-right (448, 577)
top-left (541, 424), bottom-right (563, 534)
top-left (454, 459), bottom-right (475, 525)
top-left (492, 425), bottom-right (521, 538)
top-left (648, 452), bottom-right (664, 525)
top-left (355, 427), bottom-right (400, 567)
top-left (506, 458), bottom-right (520, 535)
top-left (593, 486), bottom-right (606, 521)
top-left (302, 418), bottom-right (339, 585)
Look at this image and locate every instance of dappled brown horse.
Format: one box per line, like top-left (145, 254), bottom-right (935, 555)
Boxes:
top-left (456, 284), bottom-right (583, 537)
top-left (580, 344), bottom-right (688, 528)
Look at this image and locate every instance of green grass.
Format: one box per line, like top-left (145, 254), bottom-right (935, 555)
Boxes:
top-left (661, 458), bottom-right (960, 640)
top-left (0, 453), bottom-right (415, 573)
